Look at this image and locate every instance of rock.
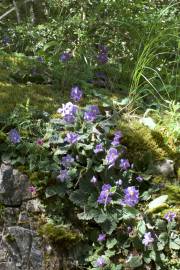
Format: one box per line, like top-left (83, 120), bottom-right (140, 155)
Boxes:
top-left (26, 198), bottom-right (45, 213)
top-left (3, 226), bottom-right (43, 270)
top-left (154, 159), bottom-right (175, 177)
top-left (0, 163), bottom-right (29, 206)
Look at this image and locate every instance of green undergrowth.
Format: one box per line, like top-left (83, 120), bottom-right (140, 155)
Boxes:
top-left (39, 223), bottom-right (83, 246)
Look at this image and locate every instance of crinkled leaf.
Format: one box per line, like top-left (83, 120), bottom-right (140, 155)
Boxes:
top-left (106, 238), bottom-right (117, 249)
top-left (137, 220), bottom-right (146, 236)
top-left (169, 236), bottom-right (180, 250)
top-left (69, 189), bottom-right (88, 207)
top-left (101, 219), bottom-right (117, 234)
top-left (126, 255), bottom-right (143, 268)
top-left (122, 206), bottom-right (140, 220)
top-left (45, 184), bottom-right (66, 198)
top-left (148, 195), bottom-right (168, 210)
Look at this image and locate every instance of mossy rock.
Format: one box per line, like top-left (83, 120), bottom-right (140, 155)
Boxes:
top-left (39, 223), bottom-right (83, 247)
top-left (164, 184), bottom-right (180, 205)
top-left (118, 120), bottom-right (175, 171)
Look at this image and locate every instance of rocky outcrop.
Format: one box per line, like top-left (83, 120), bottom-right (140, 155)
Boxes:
top-left (0, 162), bottom-right (59, 270)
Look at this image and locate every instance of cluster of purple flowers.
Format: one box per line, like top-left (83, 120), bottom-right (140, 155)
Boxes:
top-left (9, 129), bottom-right (21, 144)
top-left (70, 86), bottom-right (83, 102)
top-left (2, 36), bottom-right (10, 46)
top-left (111, 131), bottom-right (122, 146)
top-left (60, 52), bottom-right (71, 62)
top-left (94, 143), bottom-right (104, 154)
top-left (97, 184), bottom-right (112, 205)
top-left (97, 233), bottom-right (106, 242)
top-left (164, 211), bottom-right (176, 222)
top-left (57, 169), bottom-right (69, 182)
top-left (84, 105), bottom-right (100, 122)
top-left (96, 256), bottom-right (106, 268)
top-left (142, 232), bottom-right (154, 246)
top-left (65, 132), bottom-right (79, 144)
top-left (61, 154), bottom-right (74, 167)
top-left (57, 102), bottom-right (78, 123)
top-left (97, 45), bottom-right (108, 64)
top-left (106, 147), bottom-right (119, 168)
top-left (121, 186), bottom-right (139, 207)
top-left (36, 56), bottom-right (44, 63)
top-left (136, 175), bottom-right (143, 182)
top-left (119, 158), bottom-right (130, 170)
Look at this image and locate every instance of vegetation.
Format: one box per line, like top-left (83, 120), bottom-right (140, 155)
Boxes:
top-left (0, 1), bottom-right (179, 269)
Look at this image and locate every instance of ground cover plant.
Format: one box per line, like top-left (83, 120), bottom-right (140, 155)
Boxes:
top-left (0, 86), bottom-right (180, 269)
top-left (0, 1), bottom-right (179, 269)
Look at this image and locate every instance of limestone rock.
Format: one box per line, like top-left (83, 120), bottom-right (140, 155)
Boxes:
top-left (3, 226), bottom-right (43, 270)
top-left (0, 163), bottom-right (29, 206)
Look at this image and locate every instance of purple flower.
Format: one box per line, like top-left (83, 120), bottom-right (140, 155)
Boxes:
top-left (136, 176), bottom-right (143, 182)
top-left (57, 169), bottom-right (69, 182)
top-left (97, 53), bottom-right (108, 64)
top-left (57, 102), bottom-right (78, 123)
top-left (127, 226), bottom-right (132, 234)
top-left (115, 179), bottom-right (122, 186)
top-left (61, 154), bottom-right (74, 167)
top-left (36, 138), bottom-right (44, 146)
top-left (37, 56), bottom-right (44, 63)
top-left (28, 186), bottom-right (36, 193)
top-left (142, 232), bottom-right (154, 246)
top-left (84, 105), bottom-right (100, 122)
top-left (60, 52), bottom-right (71, 62)
top-left (111, 137), bottom-right (120, 146)
top-left (96, 256), bottom-right (106, 268)
top-left (65, 132), bottom-right (79, 144)
top-left (94, 143), bottom-right (104, 154)
top-left (114, 131), bottom-right (123, 138)
top-left (71, 86), bottom-right (83, 102)
top-left (122, 186), bottom-right (139, 207)
top-left (98, 45), bottom-right (108, 53)
top-left (95, 72), bottom-right (107, 80)
top-left (97, 233), bottom-right (106, 242)
top-left (2, 36), bottom-right (10, 45)
top-left (97, 184), bottom-right (112, 205)
top-left (9, 129), bottom-right (21, 144)
top-left (106, 148), bottom-right (119, 168)
top-left (119, 158), bottom-right (130, 170)
top-left (91, 176), bottom-right (97, 184)
top-left (164, 211), bottom-right (176, 222)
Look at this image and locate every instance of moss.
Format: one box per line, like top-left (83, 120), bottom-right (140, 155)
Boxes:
top-left (117, 120), bottom-right (174, 170)
top-left (0, 203), bottom-right (5, 222)
top-left (0, 131), bottom-right (6, 142)
top-left (5, 234), bottom-right (16, 243)
top-left (0, 81), bottom-right (64, 115)
top-left (39, 223), bottom-right (83, 246)
top-left (164, 184), bottom-right (180, 205)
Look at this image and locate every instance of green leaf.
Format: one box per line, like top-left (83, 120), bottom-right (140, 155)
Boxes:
top-left (43, 40), bottom-right (58, 51)
top-left (110, 186), bottom-right (117, 194)
top-left (137, 220), bottom-right (146, 236)
top-left (94, 164), bottom-right (104, 172)
top-left (45, 184), bottom-right (66, 198)
top-left (106, 238), bottom-right (117, 249)
top-left (69, 190), bottom-right (88, 207)
top-left (122, 206), bottom-right (140, 220)
top-left (169, 236), bottom-right (180, 250)
top-left (101, 219), bottom-right (117, 234)
top-left (94, 212), bottom-right (107, 223)
top-left (126, 255), bottom-right (143, 268)
top-left (147, 195), bottom-right (168, 212)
